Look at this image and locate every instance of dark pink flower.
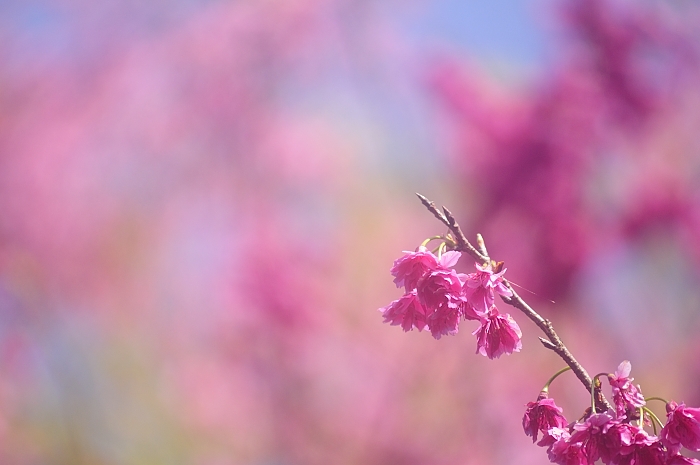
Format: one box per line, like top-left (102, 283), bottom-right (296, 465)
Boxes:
top-left (537, 426), bottom-right (569, 448)
top-left (599, 422), bottom-right (646, 463)
top-left (390, 246), bottom-right (439, 291)
top-left (426, 301), bottom-right (462, 340)
top-left (608, 360), bottom-right (646, 418)
top-left (463, 263), bottom-right (513, 319)
top-left (417, 268), bottom-right (465, 339)
top-left (379, 290), bottom-right (428, 332)
top-left (539, 428), bottom-right (587, 465)
top-left (473, 306), bottom-right (522, 359)
top-left (604, 422), bottom-right (655, 464)
top-left (523, 393), bottom-right (568, 443)
top-left (614, 438), bottom-right (665, 465)
top-left (569, 412), bottom-right (616, 463)
top-left (660, 401), bottom-right (700, 454)
top-left (417, 268), bottom-right (463, 309)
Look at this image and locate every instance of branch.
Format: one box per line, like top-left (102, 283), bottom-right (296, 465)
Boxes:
top-left (416, 193), bottom-right (488, 263)
top-left (505, 287), bottom-right (610, 411)
top-left (417, 194), bottom-right (612, 413)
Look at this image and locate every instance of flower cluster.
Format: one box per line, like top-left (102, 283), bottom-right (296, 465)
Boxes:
top-left (524, 361), bottom-right (700, 465)
top-left (380, 201), bottom-right (698, 465)
top-left (379, 245), bottom-right (522, 358)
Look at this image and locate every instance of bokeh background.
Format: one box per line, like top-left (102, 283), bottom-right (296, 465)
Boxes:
top-left (1, 0), bottom-right (700, 464)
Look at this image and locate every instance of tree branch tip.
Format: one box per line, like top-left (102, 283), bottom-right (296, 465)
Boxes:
top-left (415, 192), bottom-right (429, 203)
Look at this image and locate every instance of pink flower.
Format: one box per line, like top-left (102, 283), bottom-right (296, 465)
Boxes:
top-left (463, 263), bottom-right (513, 319)
top-left (660, 401), bottom-right (700, 454)
top-left (523, 393), bottom-right (568, 443)
top-left (614, 438), bottom-right (665, 465)
top-left (379, 290), bottom-right (428, 332)
top-left (417, 268), bottom-right (465, 339)
top-left (608, 361), bottom-right (646, 418)
top-left (390, 246), bottom-right (439, 291)
top-left (426, 301), bottom-right (462, 340)
top-left (602, 422), bottom-right (639, 457)
top-left (437, 250), bottom-right (462, 268)
top-left (473, 306), bottom-right (522, 359)
top-left (569, 412), bottom-right (616, 463)
top-left (417, 268), bottom-right (463, 309)
top-left (604, 423), bottom-right (656, 464)
top-left (538, 428), bottom-right (586, 465)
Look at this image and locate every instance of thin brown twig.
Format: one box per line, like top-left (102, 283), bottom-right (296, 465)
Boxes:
top-left (415, 193), bottom-right (449, 226)
top-left (417, 194), bottom-right (612, 413)
top-left (415, 193), bottom-right (488, 263)
top-left (500, 285), bottom-right (611, 412)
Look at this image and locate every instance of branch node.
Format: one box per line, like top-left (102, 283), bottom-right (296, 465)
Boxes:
top-left (539, 337), bottom-right (557, 351)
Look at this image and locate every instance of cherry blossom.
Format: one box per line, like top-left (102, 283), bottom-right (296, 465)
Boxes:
top-left (523, 394), bottom-right (568, 443)
top-left (390, 247), bottom-right (440, 291)
top-left (660, 401), bottom-right (700, 454)
top-left (569, 412), bottom-right (617, 463)
top-left (379, 290), bottom-right (428, 332)
top-left (473, 306), bottom-right (522, 359)
top-left (417, 269), bottom-right (466, 339)
top-left (463, 262), bottom-right (512, 318)
top-left (608, 361), bottom-right (646, 418)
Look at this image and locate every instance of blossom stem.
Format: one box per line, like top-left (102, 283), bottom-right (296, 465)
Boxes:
top-left (644, 396), bottom-right (669, 405)
top-left (643, 406), bottom-right (664, 433)
top-left (542, 366), bottom-right (572, 393)
top-left (437, 242), bottom-right (446, 259)
top-left (421, 235), bottom-right (446, 248)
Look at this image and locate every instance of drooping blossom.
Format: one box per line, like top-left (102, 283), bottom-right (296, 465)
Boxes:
top-left (417, 268), bottom-right (466, 339)
top-left (390, 246), bottom-right (440, 291)
top-left (613, 436), bottom-right (666, 465)
top-left (523, 393), bottom-right (568, 443)
top-left (599, 421), bottom-right (641, 462)
top-left (608, 360), bottom-right (646, 418)
top-left (379, 290), bottom-right (428, 332)
top-left (425, 300), bottom-right (462, 340)
top-left (569, 412), bottom-right (616, 463)
top-left (538, 427), bottom-right (586, 465)
top-left (660, 401), bottom-right (700, 454)
top-left (473, 306), bottom-right (522, 359)
top-left (463, 262), bottom-right (512, 319)
top-left (604, 423), bottom-right (662, 465)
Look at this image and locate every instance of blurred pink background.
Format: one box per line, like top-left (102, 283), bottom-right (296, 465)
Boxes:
top-left (1, 0), bottom-right (700, 464)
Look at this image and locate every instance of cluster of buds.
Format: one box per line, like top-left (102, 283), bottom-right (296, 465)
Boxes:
top-left (525, 361), bottom-right (700, 465)
top-left (379, 240), bottom-right (522, 358)
top-left (379, 196), bottom-right (698, 465)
